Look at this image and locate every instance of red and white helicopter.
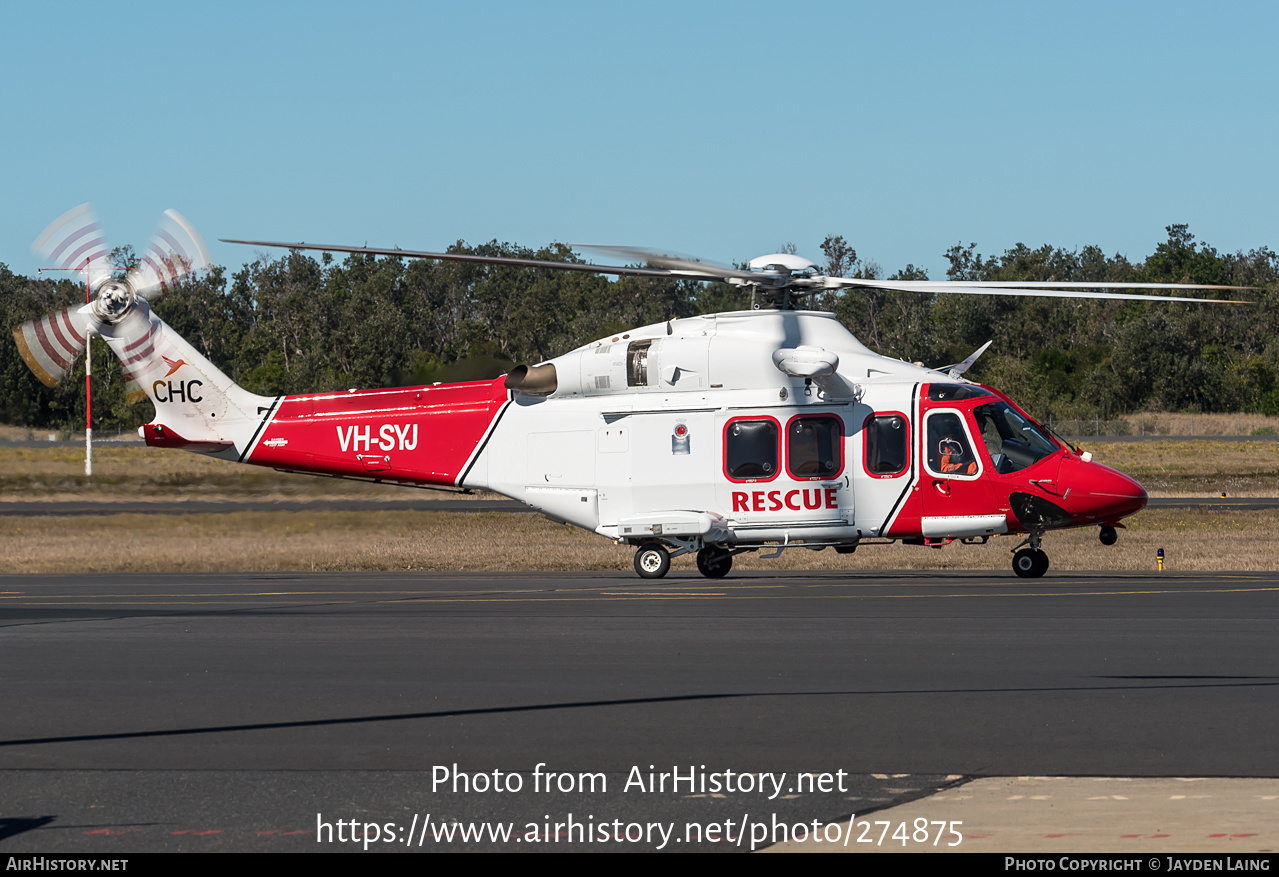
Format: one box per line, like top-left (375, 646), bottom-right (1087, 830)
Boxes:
top-left (16, 207), bottom-right (1247, 579)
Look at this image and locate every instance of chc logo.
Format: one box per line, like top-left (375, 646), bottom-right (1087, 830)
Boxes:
top-left (153, 380), bottom-right (203, 403)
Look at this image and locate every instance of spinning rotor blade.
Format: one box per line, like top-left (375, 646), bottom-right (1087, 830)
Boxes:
top-left (572, 244), bottom-right (760, 282)
top-left (31, 203), bottom-right (112, 288)
top-left (220, 239), bottom-right (744, 283)
top-left (221, 237), bottom-right (1251, 305)
top-left (889, 280), bottom-right (1250, 290)
top-left (941, 340), bottom-right (993, 378)
top-left (823, 276), bottom-right (1249, 304)
top-left (16, 206), bottom-right (208, 391)
top-left (12, 307), bottom-right (92, 387)
top-left (127, 209), bottom-right (211, 300)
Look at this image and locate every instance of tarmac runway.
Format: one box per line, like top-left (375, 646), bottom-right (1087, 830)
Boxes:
top-left (1, 569), bottom-right (1277, 852)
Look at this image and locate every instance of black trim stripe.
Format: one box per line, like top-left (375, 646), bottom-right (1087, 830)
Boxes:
top-left (879, 382), bottom-right (920, 535)
top-left (239, 396), bottom-right (282, 463)
top-left (457, 395), bottom-right (512, 487)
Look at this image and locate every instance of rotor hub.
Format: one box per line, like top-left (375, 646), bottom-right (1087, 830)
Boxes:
top-left (92, 280), bottom-right (136, 323)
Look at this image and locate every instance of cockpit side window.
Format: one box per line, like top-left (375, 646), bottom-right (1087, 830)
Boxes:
top-left (972, 402), bottom-right (1059, 473)
top-left (925, 411), bottom-right (980, 478)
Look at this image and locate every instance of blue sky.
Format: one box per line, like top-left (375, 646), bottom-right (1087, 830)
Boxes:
top-left (3, 1), bottom-right (1275, 280)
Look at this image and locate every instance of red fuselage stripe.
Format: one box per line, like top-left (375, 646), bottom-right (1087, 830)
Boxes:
top-left (245, 376), bottom-right (510, 488)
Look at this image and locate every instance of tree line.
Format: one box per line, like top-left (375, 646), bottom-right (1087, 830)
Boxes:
top-left (2, 225), bottom-right (1277, 432)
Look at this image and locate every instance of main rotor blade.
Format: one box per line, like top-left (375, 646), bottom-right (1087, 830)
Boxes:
top-left (573, 244), bottom-right (761, 282)
top-left (220, 238), bottom-right (1250, 303)
top-left (31, 203), bottom-right (112, 289)
top-left (826, 277), bottom-right (1250, 291)
top-left (13, 307), bottom-right (92, 386)
top-left (825, 277), bottom-right (1248, 304)
top-left (127, 210), bottom-right (211, 300)
top-left (221, 239), bottom-right (746, 283)
top-left (912, 280), bottom-right (1249, 290)
top-left (942, 340), bottom-right (993, 378)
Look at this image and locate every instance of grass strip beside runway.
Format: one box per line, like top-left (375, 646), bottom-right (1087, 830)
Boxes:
top-left (1, 507), bottom-right (1274, 574)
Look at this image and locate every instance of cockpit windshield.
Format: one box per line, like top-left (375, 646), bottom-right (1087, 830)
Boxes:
top-left (972, 402), bottom-right (1060, 473)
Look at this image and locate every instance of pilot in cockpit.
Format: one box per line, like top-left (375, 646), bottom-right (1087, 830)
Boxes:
top-left (938, 436), bottom-right (977, 475)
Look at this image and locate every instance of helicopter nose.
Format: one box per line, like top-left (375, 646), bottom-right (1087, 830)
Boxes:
top-left (1064, 459), bottom-right (1148, 523)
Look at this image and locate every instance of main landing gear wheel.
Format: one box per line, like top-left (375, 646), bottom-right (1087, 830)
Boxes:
top-left (634, 544), bottom-right (671, 579)
top-left (1012, 548), bottom-right (1050, 578)
top-left (696, 546), bottom-right (732, 579)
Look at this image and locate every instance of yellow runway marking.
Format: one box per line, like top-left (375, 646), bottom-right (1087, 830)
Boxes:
top-left (598, 592), bottom-right (725, 597)
top-left (2, 575), bottom-right (1272, 602)
top-left (0, 590), bottom-right (477, 598)
top-left (0, 588), bottom-right (611, 600)
top-left (3, 600), bottom-right (366, 607)
top-left (6, 584), bottom-right (1279, 607)
top-left (380, 586), bottom-right (1279, 604)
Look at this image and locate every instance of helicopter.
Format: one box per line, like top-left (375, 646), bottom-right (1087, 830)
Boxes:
top-left (15, 206), bottom-right (1248, 579)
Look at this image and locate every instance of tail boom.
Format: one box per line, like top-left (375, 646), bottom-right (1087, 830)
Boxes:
top-left (91, 298), bottom-right (511, 485)
top-left (242, 378), bottom-right (511, 488)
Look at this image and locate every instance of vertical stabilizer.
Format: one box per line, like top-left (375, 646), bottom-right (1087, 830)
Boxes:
top-left (96, 299), bottom-right (277, 459)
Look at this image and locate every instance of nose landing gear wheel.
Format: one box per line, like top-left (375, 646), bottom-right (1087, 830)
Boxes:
top-left (696, 546), bottom-right (732, 579)
top-left (634, 544), bottom-right (671, 579)
top-left (1012, 548), bottom-right (1049, 578)
top-left (1099, 526), bottom-right (1118, 546)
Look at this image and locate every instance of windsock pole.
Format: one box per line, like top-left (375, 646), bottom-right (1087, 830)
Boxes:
top-left (84, 260), bottom-right (92, 477)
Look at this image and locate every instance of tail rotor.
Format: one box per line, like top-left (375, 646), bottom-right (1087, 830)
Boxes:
top-left (15, 204), bottom-right (209, 391)
top-left (12, 306), bottom-right (93, 387)
top-left (128, 209), bottom-right (211, 302)
top-left (31, 202), bottom-right (113, 289)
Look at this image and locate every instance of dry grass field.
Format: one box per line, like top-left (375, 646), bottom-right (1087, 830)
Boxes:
top-left (0, 440), bottom-right (1276, 574)
top-left (0, 444), bottom-right (491, 503)
top-left (0, 507), bottom-right (1270, 575)
top-left (1076, 440), bottom-right (1279, 496)
top-left (1117, 411), bottom-right (1279, 436)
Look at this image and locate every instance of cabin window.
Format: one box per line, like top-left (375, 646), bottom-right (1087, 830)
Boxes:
top-left (925, 411), bottom-right (980, 478)
top-left (863, 413), bottom-right (909, 478)
top-left (972, 402), bottom-right (1059, 473)
top-left (724, 418), bottom-right (779, 481)
top-left (787, 415), bottom-right (843, 479)
top-left (627, 340), bottom-right (652, 387)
